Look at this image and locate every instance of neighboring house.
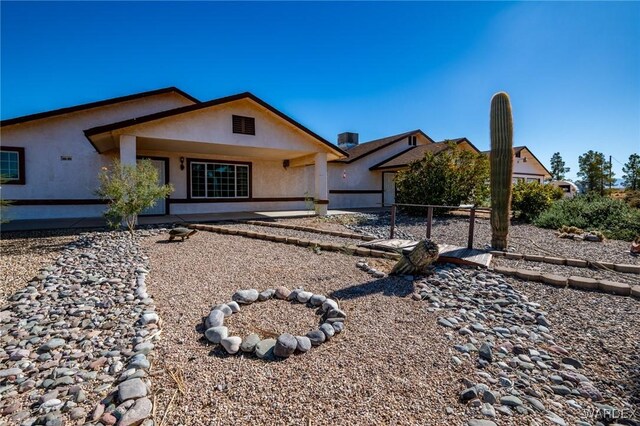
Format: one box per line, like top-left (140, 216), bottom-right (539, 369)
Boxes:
top-left (0, 87), bottom-right (346, 220)
top-left (481, 146), bottom-right (552, 184)
top-left (328, 131), bottom-right (480, 208)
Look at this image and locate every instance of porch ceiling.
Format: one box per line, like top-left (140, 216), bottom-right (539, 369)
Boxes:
top-left (116, 136), bottom-right (314, 163)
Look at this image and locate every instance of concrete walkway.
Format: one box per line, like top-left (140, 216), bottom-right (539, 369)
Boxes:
top-left (0, 209), bottom-right (362, 233)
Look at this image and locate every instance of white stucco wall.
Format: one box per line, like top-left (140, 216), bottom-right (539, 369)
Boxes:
top-left (110, 99), bottom-right (337, 159)
top-left (138, 149), bottom-right (315, 215)
top-left (1, 92), bottom-right (194, 201)
top-left (0, 92), bottom-right (329, 220)
top-left (512, 148), bottom-right (549, 183)
top-left (328, 134), bottom-right (430, 209)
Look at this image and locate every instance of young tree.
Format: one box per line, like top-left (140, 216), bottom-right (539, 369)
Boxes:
top-left (622, 153), bottom-right (640, 190)
top-left (395, 143), bottom-right (490, 213)
top-left (549, 152), bottom-right (569, 181)
top-left (96, 159), bottom-right (173, 235)
top-left (577, 150), bottom-right (615, 194)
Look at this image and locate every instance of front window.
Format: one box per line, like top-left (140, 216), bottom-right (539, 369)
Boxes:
top-left (190, 161), bottom-right (250, 198)
top-left (0, 147), bottom-right (25, 184)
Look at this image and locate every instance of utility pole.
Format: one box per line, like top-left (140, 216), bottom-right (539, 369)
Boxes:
top-left (609, 155), bottom-right (613, 190)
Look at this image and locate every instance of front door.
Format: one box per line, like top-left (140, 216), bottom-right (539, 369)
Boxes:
top-left (383, 172), bottom-right (396, 206)
top-left (139, 158), bottom-right (167, 216)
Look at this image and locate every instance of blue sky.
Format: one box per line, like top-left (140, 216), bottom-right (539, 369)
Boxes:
top-left (2, 1), bottom-right (638, 180)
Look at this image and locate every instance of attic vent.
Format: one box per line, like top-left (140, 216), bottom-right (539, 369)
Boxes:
top-left (232, 115), bottom-right (255, 135)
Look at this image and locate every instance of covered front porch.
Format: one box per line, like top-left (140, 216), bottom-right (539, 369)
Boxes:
top-left (84, 93), bottom-right (347, 217)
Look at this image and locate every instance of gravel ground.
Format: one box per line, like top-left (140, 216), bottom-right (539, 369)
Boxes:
top-left (0, 230), bottom-right (78, 305)
top-left (507, 277), bottom-right (640, 412)
top-left (493, 257), bottom-right (640, 286)
top-left (220, 222), bottom-right (363, 246)
top-left (143, 232), bottom-right (473, 426)
top-left (289, 213), bottom-right (638, 266)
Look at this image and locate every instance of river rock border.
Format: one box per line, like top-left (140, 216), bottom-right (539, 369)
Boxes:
top-left (187, 224), bottom-right (402, 261)
top-left (492, 265), bottom-right (640, 299)
top-left (201, 287), bottom-right (346, 360)
top-left (244, 220), bottom-right (376, 241)
top-left (489, 250), bottom-right (640, 274)
top-left (0, 230), bottom-right (161, 426)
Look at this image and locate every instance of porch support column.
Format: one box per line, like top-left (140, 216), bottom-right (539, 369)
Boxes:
top-left (119, 134), bottom-right (137, 167)
top-left (314, 152), bottom-right (328, 216)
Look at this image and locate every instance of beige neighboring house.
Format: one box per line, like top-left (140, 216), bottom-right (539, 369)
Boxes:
top-left (329, 131), bottom-right (480, 208)
top-left (482, 146), bottom-right (552, 184)
top-left (0, 87), bottom-right (347, 221)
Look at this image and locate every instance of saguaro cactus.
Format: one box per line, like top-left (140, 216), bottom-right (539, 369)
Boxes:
top-left (490, 92), bottom-right (514, 250)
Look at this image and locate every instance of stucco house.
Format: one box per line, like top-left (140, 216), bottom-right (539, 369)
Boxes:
top-left (328, 131), bottom-right (480, 208)
top-left (482, 146), bottom-right (552, 184)
top-left (0, 87), bottom-right (347, 221)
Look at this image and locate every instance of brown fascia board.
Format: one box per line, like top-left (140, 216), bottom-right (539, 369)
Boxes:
top-left (84, 92), bottom-right (348, 157)
top-left (369, 146), bottom-right (418, 170)
top-left (0, 87), bottom-right (200, 127)
top-left (337, 129), bottom-right (435, 164)
top-left (519, 146), bottom-right (552, 176)
top-left (482, 145), bottom-right (551, 176)
top-left (369, 138), bottom-right (480, 171)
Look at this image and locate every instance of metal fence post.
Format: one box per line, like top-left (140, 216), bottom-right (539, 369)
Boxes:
top-left (467, 207), bottom-right (476, 249)
top-left (426, 206), bottom-right (433, 239)
top-left (390, 204), bottom-right (396, 239)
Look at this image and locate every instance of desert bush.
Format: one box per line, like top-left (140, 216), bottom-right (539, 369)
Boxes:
top-left (96, 159), bottom-right (173, 235)
top-left (511, 181), bottom-right (563, 222)
top-left (535, 194), bottom-right (640, 241)
top-left (395, 143), bottom-right (489, 215)
top-left (624, 190), bottom-right (640, 209)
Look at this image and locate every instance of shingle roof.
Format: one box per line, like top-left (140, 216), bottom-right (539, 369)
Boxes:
top-left (333, 129), bottom-right (434, 163)
top-left (1, 87), bottom-right (200, 127)
top-left (369, 138), bottom-right (480, 170)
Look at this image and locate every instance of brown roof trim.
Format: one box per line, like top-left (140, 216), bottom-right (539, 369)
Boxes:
top-left (1, 87), bottom-right (200, 127)
top-left (518, 147), bottom-right (552, 177)
top-left (369, 146), bottom-right (418, 170)
top-left (482, 145), bottom-right (551, 176)
top-left (334, 129), bottom-right (435, 164)
top-left (369, 137), bottom-right (481, 171)
top-left (84, 92), bottom-right (348, 157)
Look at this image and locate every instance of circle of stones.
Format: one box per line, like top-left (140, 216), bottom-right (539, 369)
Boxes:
top-left (201, 287), bottom-right (346, 360)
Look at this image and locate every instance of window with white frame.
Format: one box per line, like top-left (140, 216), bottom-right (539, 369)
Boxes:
top-left (190, 161), bottom-right (250, 198)
top-left (0, 147), bottom-right (25, 184)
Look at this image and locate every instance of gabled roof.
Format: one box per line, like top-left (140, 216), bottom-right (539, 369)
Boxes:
top-left (370, 138), bottom-right (480, 170)
top-left (333, 129), bottom-right (435, 163)
top-left (1, 87), bottom-right (200, 127)
top-left (482, 145), bottom-right (551, 176)
top-left (84, 92), bottom-right (348, 157)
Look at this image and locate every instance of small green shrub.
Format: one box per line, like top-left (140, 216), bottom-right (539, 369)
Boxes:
top-left (96, 159), bottom-right (174, 235)
top-left (535, 194), bottom-right (640, 241)
top-left (511, 181), bottom-right (563, 222)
